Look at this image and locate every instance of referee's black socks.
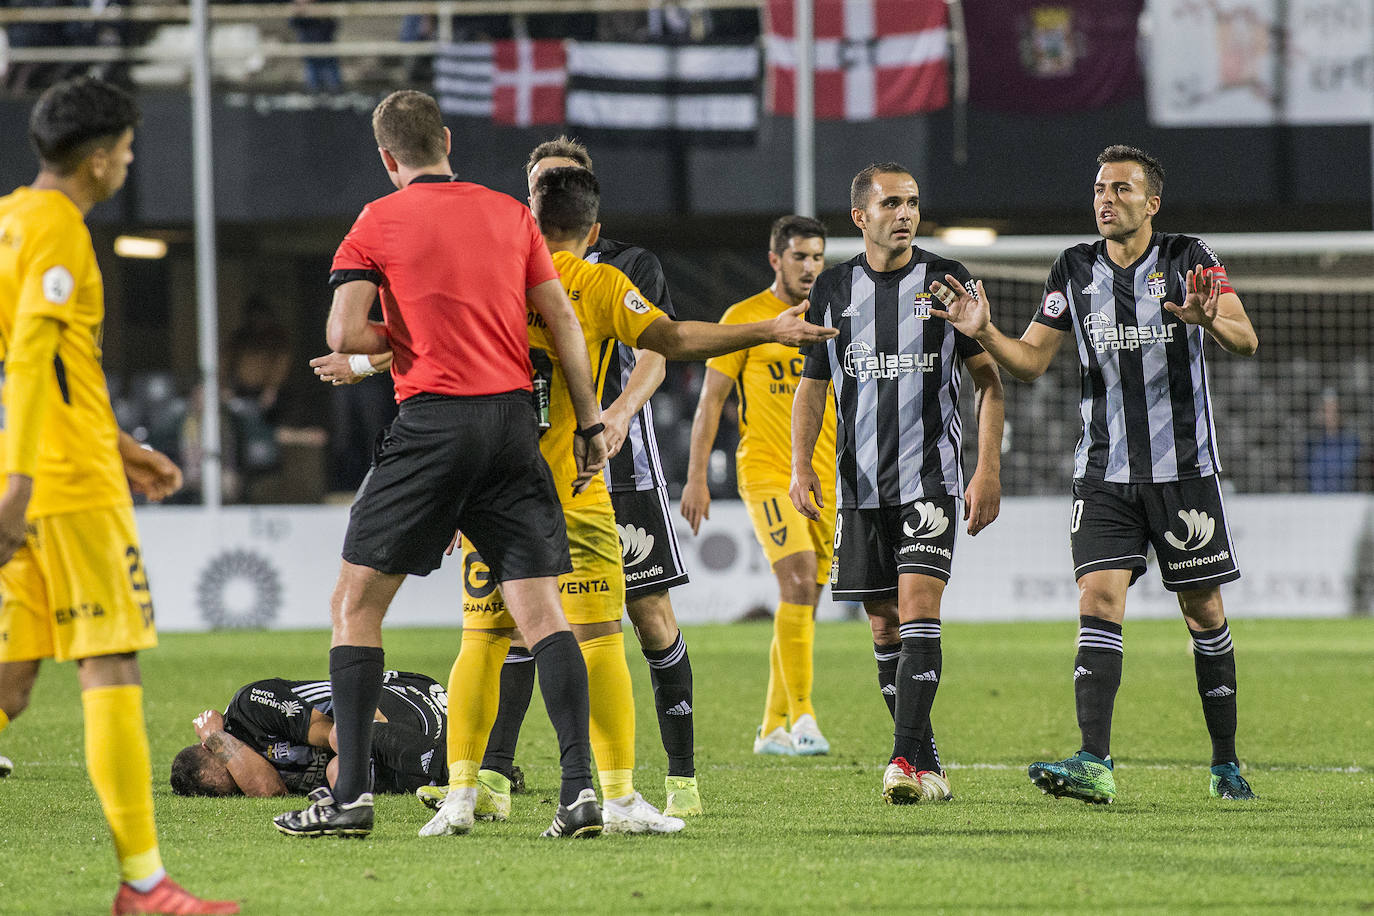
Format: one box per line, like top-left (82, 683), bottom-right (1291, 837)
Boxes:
top-left (642, 630), bottom-right (694, 778)
top-left (531, 631), bottom-right (594, 807)
top-left (1074, 616), bottom-right (1124, 760)
top-left (1190, 620), bottom-right (1239, 766)
top-left (480, 647), bottom-right (536, 780)
top-left (329, 644), bottom-right (384, 804)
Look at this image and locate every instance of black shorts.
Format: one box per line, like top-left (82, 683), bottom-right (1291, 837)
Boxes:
top-left (1070, 475), bottom-right (1241, 592)
top-left (371, 670), bottom-right (448, 793)
top-left (832, 497), bottom-right (958, 601)
top-left (611, 487), bottom-right (690, 599)
top-left (342, 392), bottom-right (571, 580)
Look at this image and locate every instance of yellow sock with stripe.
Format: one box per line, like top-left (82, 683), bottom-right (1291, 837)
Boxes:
top-left (775, 601), bottom-right (817, 721)
top-left (761, 635), bottom-right (789, 733)
top-left (579, 632), bottom-right (635, 799)
top-left (447, 630), bottom-right (509, 789)
top-left (82, 685), bottom-right (162, 884)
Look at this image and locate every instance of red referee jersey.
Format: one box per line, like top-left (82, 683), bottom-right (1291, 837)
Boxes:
top-left (331, 175), bottom-right (559, 401)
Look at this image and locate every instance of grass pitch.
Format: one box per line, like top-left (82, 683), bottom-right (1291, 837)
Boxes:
top-left (1, 618), bottom-right (1371, 914)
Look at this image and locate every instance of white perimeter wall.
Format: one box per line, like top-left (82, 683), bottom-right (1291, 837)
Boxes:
top-left (137, 495), bottom-right (1374, 632)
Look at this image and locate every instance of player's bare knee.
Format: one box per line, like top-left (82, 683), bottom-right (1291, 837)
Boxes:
top-left (572, 619), bottom-right (622, 643)
top-left (626, 590), bottom-right (677, 649)
top-left (0, 661), bottom-right (41, 717)
top-left (1177, 587), bottom-right (1225, 629)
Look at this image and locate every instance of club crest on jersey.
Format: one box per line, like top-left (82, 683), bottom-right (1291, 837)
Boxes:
top-left (1146, 271), bottom-right (1167, 299)
top-left (842, 341), bottom-right (937, 381)
top-left (912, 292), bottom-right (933, 319)
top-left (1042, 290), bottom-right (1068, 319)
top-left (1082, 311), bottom-right (1176, 353)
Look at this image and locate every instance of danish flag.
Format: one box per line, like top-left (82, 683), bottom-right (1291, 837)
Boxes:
top-left (493, 39), bottom-right (566, 126)
top-left (765, 0), bottom-right (949, 120)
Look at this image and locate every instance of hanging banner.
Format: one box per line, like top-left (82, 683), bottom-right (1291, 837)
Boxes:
top-left (1147, 0), bottom-right (1374, 126)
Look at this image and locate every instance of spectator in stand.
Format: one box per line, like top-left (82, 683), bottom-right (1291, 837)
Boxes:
top-left (288, 0), bottom-right (341, 91)
top-left (1305, 389), bottom-right (1362, 493)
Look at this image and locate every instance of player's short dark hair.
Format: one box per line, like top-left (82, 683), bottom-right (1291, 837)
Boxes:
top-left (372, 90), bottom-right (447, 168)
top-left (533, 167), bottom-right (600, 241)
top-left (29, 76), bottom-right (140, 176)
top-left (850, 162), bottom-right (914, 210)
top-left (769, 215), bottom-right (828, 254)
top-left (1098, 144), bottom-right (1165, 198)
top-left (525, 135), bottom-right (593, 176)
top-left (170, 745), bottom-right (238, 797)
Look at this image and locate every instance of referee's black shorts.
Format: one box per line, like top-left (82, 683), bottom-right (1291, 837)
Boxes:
top-left (342, 391), bottom-right (571, 581)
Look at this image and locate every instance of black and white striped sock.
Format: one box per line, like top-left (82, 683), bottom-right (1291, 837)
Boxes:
top-left (1191, 621), bottom-right (1238, 766)
top-left (643, 630), bottom-right (695, 778)
top-left (1074, 616), bottom-right (1123, 760)
top-left (873, 641), bottom-right (901, 718)
top-left (893, 619), bottom-right (942, 765)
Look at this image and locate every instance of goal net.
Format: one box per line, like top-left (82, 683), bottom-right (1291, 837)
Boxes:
top-left (830, 233), bottom-right (1374, 496)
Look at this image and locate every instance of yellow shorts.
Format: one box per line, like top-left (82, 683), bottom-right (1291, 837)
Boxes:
top-left (462, 501), bottom-right (625, 629)
top-left (741, 485), bottom-right (838, 587)
top-left (0, 505), bottom-right (158, 664)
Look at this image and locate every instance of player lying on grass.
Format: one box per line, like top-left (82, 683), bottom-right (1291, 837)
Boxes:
top-left (170, 670), bottom-right (447, 798)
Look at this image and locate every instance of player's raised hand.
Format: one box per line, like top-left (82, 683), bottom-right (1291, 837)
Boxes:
top-left (929, 275), bottom-right (991, 339)
top-left (771, 302), bottom-right (838, 347)
top-left (1163, 265), bottom-right (1220, 327)
top-left (572, 429), bottom-right (608, 495)
top-left (963, 466), bottom-right (1001, 536)
top-left (789, 463), bottom-right (825, 522)
top-left (680, 478), bottom-right (711, 535)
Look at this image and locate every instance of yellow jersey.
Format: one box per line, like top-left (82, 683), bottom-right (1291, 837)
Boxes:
top-left (704, 288), bottom-right (837, 492)
top-left (0, 187), bottom-right (128, 518)
top-left (528, 250), bottom-right (666, 509)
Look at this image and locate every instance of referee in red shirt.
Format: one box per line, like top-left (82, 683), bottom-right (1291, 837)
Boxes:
top-left (275, 90), bottom-right (608, 839)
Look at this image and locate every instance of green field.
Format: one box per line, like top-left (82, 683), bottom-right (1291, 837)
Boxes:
top-left (2, 618), bottom-right (1371, 914)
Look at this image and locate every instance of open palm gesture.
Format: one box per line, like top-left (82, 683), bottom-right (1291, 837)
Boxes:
top-left (929, 274), bottom-right (991, 338)
top-left (1163, 265), bottom-right (1220, 327)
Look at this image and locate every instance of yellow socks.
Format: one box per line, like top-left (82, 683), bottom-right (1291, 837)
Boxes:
top-left (761, 635), bottom-right (789, 734)
top-left (775, 601), bottom-right (817, 722)
top-left (579, 631), bottom-right (635, 798)
top-left (82, 685), bottom-right (162, 883)
top-left (0, 707), bottom-right (9, 735)
top-left (447, 630), bottom-right (509, 789)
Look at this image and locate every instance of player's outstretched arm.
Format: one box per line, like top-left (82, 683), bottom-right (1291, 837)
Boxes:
top-left (636, 306), bottom-right (837, 361)
top-left (789, 377), bottom-right (829, 522)
top-left (963, 354), bottom-right (1004, 536)
top-left (1163, 266), bottom-right (1258, 356)
top-left (325, 280), bottom-right (390, 354)
top-left (311, 351), bottom-right (394, 385)
top-left (117, 431), bottom-right (183, 502)
top-left (681, 368), bottom-right (733, 535)
top-left (930, 275), bottom-right (1064, 382)
top-left (193, 709), bottom-right (288, 797)
top-left (602, 349), bottom-right (666, 458)
top-left (527, 278), bottom-right (607, 492)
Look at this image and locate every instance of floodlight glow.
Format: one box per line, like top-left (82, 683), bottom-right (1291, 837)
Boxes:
top-left (114, 236), bottom-right (168, 259)
top-left (938, 227), bottom-right (998, 247)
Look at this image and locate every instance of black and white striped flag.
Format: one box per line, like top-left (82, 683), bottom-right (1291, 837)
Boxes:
top-left (434, 42), bottom-right (494, 117)
top-left (565, 41), bottom-right (760, 144)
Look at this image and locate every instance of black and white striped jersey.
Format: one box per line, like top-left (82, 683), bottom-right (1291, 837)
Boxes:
top-left (1032, 232), bottom-right (1233, 483)
top-left (586, 237), bottom-right (675, 493)
top-left (802, 250), bottom-right (985, 509)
